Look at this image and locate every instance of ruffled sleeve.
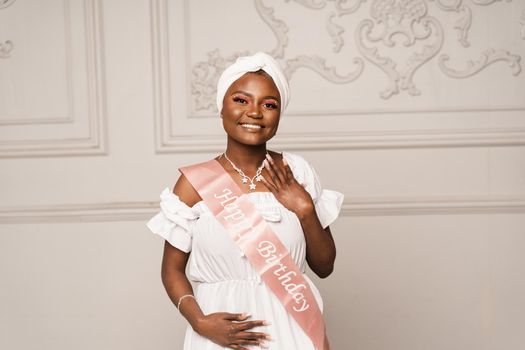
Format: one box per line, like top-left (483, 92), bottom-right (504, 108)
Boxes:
top-left (145, 187), bottom-right (200, 253)
top-left (285, 152), bottom-right (344, 229)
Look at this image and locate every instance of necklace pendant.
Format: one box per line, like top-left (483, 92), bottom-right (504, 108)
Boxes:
top-left (222, 152), bottom-right (266, 193)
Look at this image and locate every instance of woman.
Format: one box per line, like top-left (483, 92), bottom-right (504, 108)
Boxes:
top-left (146, 52), bottom-right (344, 349)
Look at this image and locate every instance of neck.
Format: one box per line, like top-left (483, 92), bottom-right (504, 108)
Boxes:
top-left (224, 138), bottom-right (268, 171)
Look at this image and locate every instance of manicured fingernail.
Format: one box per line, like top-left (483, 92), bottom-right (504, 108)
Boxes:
top-left (263, 320), bottom-right (271, 326)
top-left (265, 334), bottom-right (273, 340)
top-left (283, 158), bottom-right (288, 166)
top-left (260, 341), bottom-right (269, 348)
top-left (266, 153), bottom-right (273, 162)
top-left (263, 159), bottom-right (269, 168)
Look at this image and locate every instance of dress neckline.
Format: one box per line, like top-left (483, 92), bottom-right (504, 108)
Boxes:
top-left (189, 151), bottom-right (293, 210)
top-left (191, 189), bottom-right (278, 210)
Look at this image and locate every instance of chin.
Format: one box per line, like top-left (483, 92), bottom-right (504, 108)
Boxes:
top-left (225, 129), bottom-right (272, 145)
top-left (232, 134), bottom-right (273, 146)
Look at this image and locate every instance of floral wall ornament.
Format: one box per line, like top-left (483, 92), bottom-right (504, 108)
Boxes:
top-left (0, 40), bottom-right (13, 58)
top-left (453, 5), bottom-right (472, 47)
top-left (356, 0), bottom-right (444, 99)
top-left (429, 0), bottom-right (462, 11)
top-left (287, 0), bottom-right (327, 9)
top-left (190, 0), bottom-right (522, 111)
top-left (284, 54), bottom-right (364, 82)
top-left (191, 50), bottom-right (250, 112)
top-left (438, 49), bottom-right (521, 78)
top-left (326, 11), bottom-right (345, 52)
top-left (0, 0), bottom-right (16, 10)
top-left (333, 0), bottom-right (368, 16)
top-left (521, 10), bottom-right (525, 39)
top-left (429, 0), bottom-right (473, 47)
top-left (429, 0), bottom-right (515, 47)
top-left (255, 0), bottom-right (289, 58)
top-left (191, 0), bottom-right (364, 112)
top-left (470, 0), bottom-right (512, 5)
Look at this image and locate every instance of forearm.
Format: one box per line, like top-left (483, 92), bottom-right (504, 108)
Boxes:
top-left (297, 208), bottom-right (336, 278)
top-left (161, 270), bottom-right (205, 333)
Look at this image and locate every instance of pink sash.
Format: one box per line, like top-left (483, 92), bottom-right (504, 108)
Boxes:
top-left (180, 159), bottom-right (330, 350)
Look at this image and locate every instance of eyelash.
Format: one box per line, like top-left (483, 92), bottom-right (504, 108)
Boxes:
top-left (233, 96), bottom-right (247, 104)
top-left (233, 96), bottom-right (278, 110)
top-left (264, 103), bottom-right (278, 109)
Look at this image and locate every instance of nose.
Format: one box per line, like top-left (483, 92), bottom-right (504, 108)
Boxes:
top-left (246, 105), bottom-right (262, 119)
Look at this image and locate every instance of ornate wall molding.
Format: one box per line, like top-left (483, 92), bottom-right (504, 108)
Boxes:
top-left (153, 126), bottom-right (525, 153)
top-left (520, 10), bottom-right (525, 40)
top-left (439, 49), bottom-right (521, 78)
top-left (0, 0), bottom-right (74, 125)
top-left (255, 0), bottom-right (288, 58)
top-left (1, 194), bottom-right (524, 223)
top-left (151, 0), bottom-right (525, 153)
top-left (0, 40), bottom-right (13, 58)
top-left (333, 0), bottom-right (367, 16)
top-left (0, 0), bottom-right (16, 10)
top-left (356, 2), bottom-right (444, 99)
top-left (0, 0), bottom-right (107, 157)
top-left (0, 0), bottom-right (16, 57)
top-left (189, 0), bottom-right (522, 107)
top-left (326, 12), bottom-right (345, 53)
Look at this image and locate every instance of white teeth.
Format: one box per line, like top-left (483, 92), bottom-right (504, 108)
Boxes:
top-left (241, 123), bottom-right (262, 129)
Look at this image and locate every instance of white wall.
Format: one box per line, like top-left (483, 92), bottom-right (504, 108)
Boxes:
top-left (1, 0), bottom-right (525, 349)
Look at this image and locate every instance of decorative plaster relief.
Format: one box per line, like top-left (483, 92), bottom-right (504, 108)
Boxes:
top-left (430, 0), bottom-right (472, 47)
top-left (470, 0), bottom-right (511, 5)
top-left (255, 0), bottom-right (289, 58)
top-left (192, 50), bottom-right (249, 112)
top-left (521, 10), bottom-right (525, 39)
top-left (439, 48), bottom-right (521, 78)
top-left (327, 11), bottom-right (345, 53)
top-left (285, 54), bottom-right (363, 82)
top-left (356, 0), bottom-right (444, 98)
top-left (192, 0), bottom-right (364, 112)
top-left (288, 0), bottom-right (326, 9)
top-left (0, 40), bottom-right (13, 58)
top-left (333, 0), bottom-right (367, 16)
top-left (191, 0), bottom-right (522, 109)
top-left (0, 0), bottom-right (16, 10)
top-left (0, 0), bottom-right (16, 57)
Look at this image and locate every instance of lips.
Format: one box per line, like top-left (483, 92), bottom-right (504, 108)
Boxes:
top-left (238, 122), bottom-right (264, 129)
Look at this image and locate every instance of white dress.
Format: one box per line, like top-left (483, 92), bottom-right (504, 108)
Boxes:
top-left (146, 151), bottom-right (344, 350)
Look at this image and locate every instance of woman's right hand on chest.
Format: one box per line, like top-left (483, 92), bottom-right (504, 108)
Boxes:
top-left (195, 312), bottom-right (272, 349)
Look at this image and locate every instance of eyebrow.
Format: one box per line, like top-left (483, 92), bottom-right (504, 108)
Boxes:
top-left (230, 90), bottom-right (280, 102)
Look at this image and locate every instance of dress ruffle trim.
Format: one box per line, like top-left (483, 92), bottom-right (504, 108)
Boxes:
top-left (314, 189), bottom-right (344, 229)
top-left (145, 187), bottom-right (200, 253)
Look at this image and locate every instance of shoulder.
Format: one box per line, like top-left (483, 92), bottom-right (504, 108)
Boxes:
top-left (172, 158), bottom-right (218, 207)
top-left (172, 174), bottom-right (202, 208)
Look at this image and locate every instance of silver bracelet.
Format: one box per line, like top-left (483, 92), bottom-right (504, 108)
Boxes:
top-left (176, 294), bottom-right (196, 310)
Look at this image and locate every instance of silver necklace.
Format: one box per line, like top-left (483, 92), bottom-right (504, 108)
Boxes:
top-left (222, 151), bottom-right (267, 191)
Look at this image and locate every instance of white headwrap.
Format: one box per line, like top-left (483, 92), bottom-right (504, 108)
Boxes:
top-left (216, 51), bottom-right (290, 115)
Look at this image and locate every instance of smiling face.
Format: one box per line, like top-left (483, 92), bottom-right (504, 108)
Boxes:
top-left (221, 71), bottom-right (281, 146)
